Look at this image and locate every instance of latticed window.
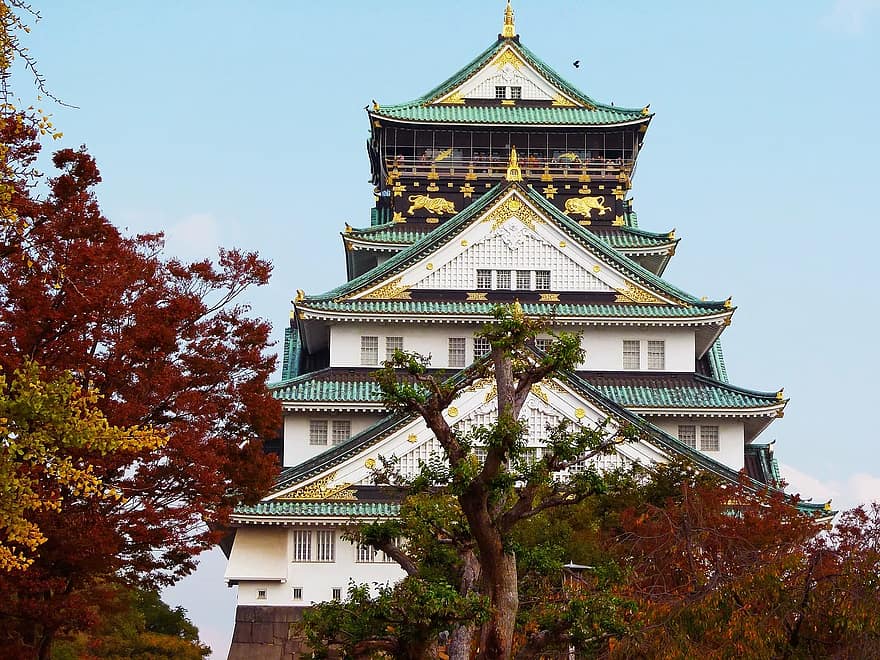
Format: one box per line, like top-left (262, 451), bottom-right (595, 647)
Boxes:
top-left (292, 587), bottom-right (303, 600)
top-left (474, 337), bottom-right (491, 358)
top-left (449, 337), bottom-right (467, 368)
top-left (309, 420), bottom-right (328, 446)
top-left (496, 270), bottom-right (511, 289)
top-left (386, 336), bottom-right (404, 361)
top-left (516, 270), bottom-right (531, 290)
top-left (535, 270), bottom-right (551, 290)
top-left (477, 269), bottom-right (492, 289)
top-left (495, 85), bottom-right (507, 99)
top-left (678, 425), bottom-right (696, 449)
top-left (647, 340), bottom-right (665, 370)
top-left (316, 530), bottom-right (335, 562)
top-left (700, 426), bottom-right (720, 451)
top-left (292, 530), bottom-right (312, 562)
top-left (357, 544), bottom-right (377, 563)
top-left (623, 340), bottom-right (640, 369)
top-left (534, 338), bottom-right (551, 352)
top-left (331, 587), bottom-right (342, 600)
top-left (361, 336), bottom-right (379, 365)
top-left (510, 86), bottom-right (522, 99)
top-left (331, 420), bottom-right (351, 445)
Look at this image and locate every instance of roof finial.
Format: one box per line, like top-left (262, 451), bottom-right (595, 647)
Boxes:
top-left (506, 146), bottom-right (522, 181)
top-left (502, 0), bottom-right (516, 38)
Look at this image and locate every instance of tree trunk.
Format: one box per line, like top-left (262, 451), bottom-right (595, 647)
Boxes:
top-left (478, 552), bottom-right (518, 660)
top-left (448, 549), bottom-right (481, 660)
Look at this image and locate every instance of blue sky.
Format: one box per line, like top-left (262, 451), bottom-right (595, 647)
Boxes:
top-left (14, 1), bottom-right (880, 656)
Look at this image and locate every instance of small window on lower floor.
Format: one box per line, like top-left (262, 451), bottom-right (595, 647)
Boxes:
top-left (292, 587), bottom-right (303, 601)
top-left (534, 338), bottom-right (552, 353)
top-left (474, 337), bottom-right (491, 358)
top-left (677, 425), bottom-right (696, 449)
top-left (332, 587), bottom-right (342, 601)
top-left (309, 420), bottom-right (328, 446)
top-left (700, 426), bottom-right (720, 451)
top-left (496, 270), bottom-right (511, 289)
top-left (476, 269), bottom-right (492, 289)
top-left (647, 340), bottom-right (665, 370)
top-left (623, 340), bottom-right (640, 370)
top-left (257, 589), bottom-right (267, 600)
top-left (386, 336), bottom-right (404, 361)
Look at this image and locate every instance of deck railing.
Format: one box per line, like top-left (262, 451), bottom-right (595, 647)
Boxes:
top-left (384, 156), bottom-right (633, 182)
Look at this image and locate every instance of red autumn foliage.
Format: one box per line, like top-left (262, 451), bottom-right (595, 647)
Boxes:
top-left (0, 115), bottom-right (279, 656)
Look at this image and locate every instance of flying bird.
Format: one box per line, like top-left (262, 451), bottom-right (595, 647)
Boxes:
top-left (572, 60), bottom-right (580, 68)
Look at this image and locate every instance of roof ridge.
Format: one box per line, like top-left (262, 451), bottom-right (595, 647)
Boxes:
top-left (692, 372), bottom-right (782, 400)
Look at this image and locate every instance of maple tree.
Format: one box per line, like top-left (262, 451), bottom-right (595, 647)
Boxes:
top-left (0, 361), bottom-right (166, 571)
top-left (0, 6), bottom-right (280, 655)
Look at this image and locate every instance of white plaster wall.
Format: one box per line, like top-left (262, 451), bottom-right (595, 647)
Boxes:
top-left (283, 413), bottom-right (385, 467)
top-left (330, 322), bottom-right (696, 372)
top-left (225, 528), bottom-right (288, 581)
top-left (233, 528), bottom-right (405, 606)
top-left (651, 417), bottom-right (745, 471)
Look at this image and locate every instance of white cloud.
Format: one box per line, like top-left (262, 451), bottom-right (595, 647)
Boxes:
top-left (780, 463), bottom-right (880, 512)
top-left (165, 212), bottom-right (222, 260)
top-left (822, 0), bottom-right (880, 33)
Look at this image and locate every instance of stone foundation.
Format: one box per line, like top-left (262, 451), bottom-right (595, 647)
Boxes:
top-left (227, 605), bottom-right (314, 660)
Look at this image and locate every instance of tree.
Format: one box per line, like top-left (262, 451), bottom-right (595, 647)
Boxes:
top-left (0, 361), bottom-right (166, 571)
top-left (306, 306), bottom-right (636, 660)
top-left (51, 586), bottom-right (211, 660)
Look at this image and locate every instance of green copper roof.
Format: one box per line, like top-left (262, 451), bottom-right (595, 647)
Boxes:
top-left (373, 37), bottom-right (648, 127)
top-left (299, 299), bottom-right (724, 319)
top-left (707, 339), bottom-right (729, 383)
top-left (349, 221), bottom-right (674, 252)
top-left (270, 369), bottom-right (780, 410)
top-left (302, 182), bottom-right (727, 312)
top-left (586, 374), bottom-right (780, 409)
top-left (236, 501), bottom-right (400, 517)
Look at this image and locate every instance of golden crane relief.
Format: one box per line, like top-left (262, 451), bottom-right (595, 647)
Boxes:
top-left (407, 195), bottom-right (457, 215)
top-left (278, 472), bottom-right (357, 501)
top-left (564, 196), bottom-right (612, 218)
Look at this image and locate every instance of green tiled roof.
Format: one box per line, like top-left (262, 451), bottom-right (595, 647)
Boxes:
top-left (594, 227), bottom-right (676, 250)
top-left (373, 38), bottom-right (647, 127)
top-left (348, 223), bottom-right (426, 245)
top-left (236, 501), bottom-right (400, 517)
top-left (707, 339), bottom-right (729, 383)
top-left (270, 369), bottom-right (780, 410)
top-left (302, 183), bottom-right (726, 312)
top-left (589, 375), bottom-right (779, 409)
top-left (299, 299), bottom-right (725, 319)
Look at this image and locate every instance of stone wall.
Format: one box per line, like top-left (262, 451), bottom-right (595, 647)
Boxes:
top-left (227, 605), bottom-right (315, 660)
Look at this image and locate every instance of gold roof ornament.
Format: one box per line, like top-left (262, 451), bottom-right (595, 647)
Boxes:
top-left (295, 289), bottom-right (305, 303)
top-left (502, 0), bottom-right (516, 38)
top-left (724, 296), bottom-right (733, 309)
top-left (776, 388), bottom-right (785, 401)
top-left (506, 146), bottom-right (523, 181)
top-left (512, 299), bottom-right (524, 319)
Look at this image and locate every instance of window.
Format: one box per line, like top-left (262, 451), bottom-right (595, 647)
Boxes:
top-left (495, 85), bottom-right (507, 99)
top-left (535, 270), bottom-right (551, 291)
top-left (331, 587), bottom-right (342, 601)
top-left (357, 544), bottom-right (377, 563)
top-left (316, 530), bottom-right (335, 562)
top-left (292, 530), bottom-right (312, 562)
top-left (257, 589), bottom-right (267, 600)
top-left (516, 270), bottom-right (531, 290)
top-left (678, 425), bottom-right (696, 449)
top-left (474, 337), bottom-right (491, 358)
top-left (647, 340), bottom-right (665, 370)
top-left (386, 336), bottom-right (404, 361)
top-left (331, 420), bottom-right (351, 445)
top-left (510, 86), bottom-right (522, 99)
top-left (623, 340), bottom-right (640, 369)
top-left (309, 420), bottom-right (328, 446)
top-left (449, 337), bottom-right (467, 368)
top-left (360, 336), bottom-right (379, 365)
top-left (496, 270), bottom-right (511, 289)
top-left (292, 587), bottom-right (303, 601)
top-left (477, 269), bottom-right (492, 289)
top-left (534, 338), bottom-right (551, 353)
top-left (700, 426), bottom-right (720, 452)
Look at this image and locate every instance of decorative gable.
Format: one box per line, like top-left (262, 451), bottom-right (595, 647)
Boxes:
top-left (433, 45), bottom-right (585, 108)
top-left (265, 375), bottom-right (670, 504)
top-left (351, 188), bottom-right (677, 304)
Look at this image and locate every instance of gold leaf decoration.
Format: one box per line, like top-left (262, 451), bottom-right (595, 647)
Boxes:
top-left (493, 49), bottom-right (524, 70)
top-left (364, 277), bottom-right (411, 300)
top-left (614, 282), bottom-right (664, 305)
top-left (530, 384), bottom-right (549, 404)
top-left (279, 471), bottom-right (357, 501)
top-left (483, 194), bottom-right (544, 232)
